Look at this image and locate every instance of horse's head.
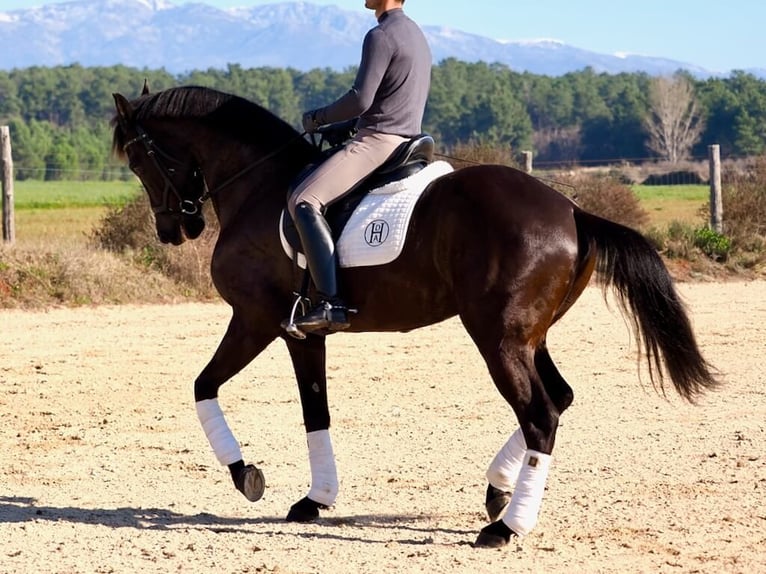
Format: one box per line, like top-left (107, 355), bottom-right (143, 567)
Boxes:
top-left (112, 91), bottom-right (206, 245)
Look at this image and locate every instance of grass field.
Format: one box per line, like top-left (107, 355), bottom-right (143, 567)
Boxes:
top-left (9, 180), bottom-right (142, 243)
top-left (5, 180), bottom-right (709, 244)
top-left (632, 184), bottom-right (709, 226)
top-left (13, 179), bottom-right (141, 209)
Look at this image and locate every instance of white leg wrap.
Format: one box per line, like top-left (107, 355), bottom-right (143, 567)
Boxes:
top-left (195, 399), bottom-right (242, 466)
top-left (306, 429), bottom-right (339, 507)
top-left (502, 450), bottom-right (552, 536)
top-left (486, 427), bottom-right (527, 491)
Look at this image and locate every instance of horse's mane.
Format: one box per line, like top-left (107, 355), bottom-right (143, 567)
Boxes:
top-left (112, 86), bottom-right (301, 158)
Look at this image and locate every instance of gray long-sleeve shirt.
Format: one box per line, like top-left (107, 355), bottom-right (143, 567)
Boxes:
top-left (315, 8), bottom-right (432, 137)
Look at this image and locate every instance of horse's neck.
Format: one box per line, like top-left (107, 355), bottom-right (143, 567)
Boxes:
top-left (203, 140), bottom-right (304, 231)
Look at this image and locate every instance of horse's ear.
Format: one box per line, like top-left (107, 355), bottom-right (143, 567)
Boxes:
top-left (112, 93), bottom-right (134, 130)
top-left (142, 79), bottom-right (150, 96)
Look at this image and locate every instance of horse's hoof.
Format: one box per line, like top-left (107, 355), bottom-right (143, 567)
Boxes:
top-left (473, 520), bottom-right (515, 548)
top-left (286, 496), bottom-right (327, 522)
top-left (485, 484), bottom-right (512, 522)
top-left (237, 465), bottom-right (265, 502)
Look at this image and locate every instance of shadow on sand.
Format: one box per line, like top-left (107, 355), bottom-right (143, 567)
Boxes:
top-left (0, 496), bottom-right (475, 545)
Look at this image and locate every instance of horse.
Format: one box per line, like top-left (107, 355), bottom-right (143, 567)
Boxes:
top-left (111, 85), bottom-right (717, 548)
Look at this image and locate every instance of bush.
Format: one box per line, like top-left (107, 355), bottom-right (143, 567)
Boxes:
top-left (693, 227), bottom-right (731, 262)
top-left (719, 156), bottom-right (766, 255)
top-left (550, 172), bottom-right (649, 230)
top-left (0, 243), bottom-right (189, 308)
top-left (446, 140), bottom-right (520, 170)
top-left (646, 221), bottom-right (696, 260)
top-left (90, 194), bottom-right (218, 298)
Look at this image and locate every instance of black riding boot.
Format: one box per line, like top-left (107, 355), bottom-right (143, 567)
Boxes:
top-left (291, 202), bottom-right (350, 333)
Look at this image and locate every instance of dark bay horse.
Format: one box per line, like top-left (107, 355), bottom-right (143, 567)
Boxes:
top-left (111, 85), bottom-right (717, 548)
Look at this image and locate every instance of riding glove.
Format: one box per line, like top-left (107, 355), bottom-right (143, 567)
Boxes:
top-left (302, 110), bottom-right (322, 133)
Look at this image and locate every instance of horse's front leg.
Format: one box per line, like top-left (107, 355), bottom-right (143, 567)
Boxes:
top-left (194, 312), bottom-right (278, 502)
top-left (283, 334), bottom-right (337, 523)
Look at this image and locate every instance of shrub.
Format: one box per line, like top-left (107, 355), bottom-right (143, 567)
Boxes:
top-left (693, 227), bottom-right (731, 262)
top-left (650, 220), bottom-right (697, 260)
top-left (719, 156), bottom-right (766, 254)
top-left (550, 172), bottom-right (650, 230)
top-left (0, 243), bottom-right (188, 308)
top-left (90, 194), bottom-right (218, 298)
top-left (446, 140), bottom-right (520, 170)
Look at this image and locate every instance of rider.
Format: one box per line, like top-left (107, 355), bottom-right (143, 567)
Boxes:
top-left (287, 0), bottom-right (432, 333)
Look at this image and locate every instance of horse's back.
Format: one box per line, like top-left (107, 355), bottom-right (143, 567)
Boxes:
top-left (341, 164), bottom-right (583, 333)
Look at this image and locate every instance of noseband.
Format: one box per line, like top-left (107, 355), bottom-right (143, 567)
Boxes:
top-left (123, 124), bottom-right (204, 217)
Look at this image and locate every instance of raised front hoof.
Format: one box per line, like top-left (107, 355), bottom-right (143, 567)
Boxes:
top-left (473, 520), bottom-right (515, 549)
top-left (286, 497), bottom-right (327, 523)
top-left (485, 484), bottom-right (512, 522)
top-left (236, 464), bottom-right (265, 502)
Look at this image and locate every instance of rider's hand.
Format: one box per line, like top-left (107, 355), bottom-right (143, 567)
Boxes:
top-left (302, 110), bottom-right (321, 134)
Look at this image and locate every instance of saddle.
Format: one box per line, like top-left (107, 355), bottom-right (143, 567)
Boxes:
top-left (282, 133), bottom-right (435, 251)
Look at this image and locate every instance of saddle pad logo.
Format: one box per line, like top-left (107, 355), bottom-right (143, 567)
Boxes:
top-left (364, 220), bottom-right (390, 246)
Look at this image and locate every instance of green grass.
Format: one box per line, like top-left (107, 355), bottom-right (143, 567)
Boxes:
top-left (632, 184), bottom-right (710, 226)
top-left (7, 179), bottom-right (142, 244)
top-left (12, 179), bottom-right (142, 209)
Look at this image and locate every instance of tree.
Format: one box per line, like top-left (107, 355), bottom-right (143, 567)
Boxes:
top-left (643, 74), bottom-right (704, 163)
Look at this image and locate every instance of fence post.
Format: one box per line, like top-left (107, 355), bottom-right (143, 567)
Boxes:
top-left (521, 150), bottom-right (533, 174)
top-left (708, 144), bottom-right (723, 233)
top-left (1, 125), bottom-right (15, 244)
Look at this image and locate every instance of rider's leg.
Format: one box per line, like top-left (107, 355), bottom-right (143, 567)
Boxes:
top-left (287, 130), bottom-right (406, 332)
top-left (291, 201), bottom-right (350, 331)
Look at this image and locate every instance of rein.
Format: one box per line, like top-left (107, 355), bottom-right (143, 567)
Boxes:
top-left (200, 132), bottom-right (307, 202)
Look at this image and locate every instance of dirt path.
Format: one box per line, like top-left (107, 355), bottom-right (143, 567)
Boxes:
top-left (1, 282), bottom-right (764, 573)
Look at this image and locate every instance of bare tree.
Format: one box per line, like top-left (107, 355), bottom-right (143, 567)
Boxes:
top-left (644, 74), bottom-right (705, 163)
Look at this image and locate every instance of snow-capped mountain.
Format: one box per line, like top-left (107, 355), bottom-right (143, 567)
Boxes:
top-left (0, 0), bottom-right (760, 78)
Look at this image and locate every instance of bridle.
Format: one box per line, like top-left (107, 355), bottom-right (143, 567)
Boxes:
top-left (123, 122), bottom-right (307, 217)
top-left (123, 124), bottom-right (204, 217)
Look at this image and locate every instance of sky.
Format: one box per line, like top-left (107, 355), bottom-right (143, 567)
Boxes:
top-left (0, 0), bottom-right (763, 72)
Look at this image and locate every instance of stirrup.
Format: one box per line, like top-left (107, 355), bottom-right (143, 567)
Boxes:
top-left (281, 292), bottom-right (311, 340)
top-left (293, 300), bottom-right (352, 333)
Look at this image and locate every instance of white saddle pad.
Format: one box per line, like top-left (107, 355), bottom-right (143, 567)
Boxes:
top-left (280, 160), bottom-right (454, 269)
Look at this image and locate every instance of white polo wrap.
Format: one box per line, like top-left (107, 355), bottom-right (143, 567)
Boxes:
top-left (502, 450), bottom-right (552, 536)
top-left (195, 398), bottom-right (242, 466)
top-left (486, 427), bottom-right (527, 492)
top-left (307, 429), bottom-right (339, 506)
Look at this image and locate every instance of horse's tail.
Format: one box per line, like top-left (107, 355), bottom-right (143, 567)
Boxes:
top-left (573, 208), bottom-right (718, 401)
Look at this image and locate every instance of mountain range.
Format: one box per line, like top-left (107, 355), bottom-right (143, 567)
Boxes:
top-left (1, 0), bottom-right (762, 78)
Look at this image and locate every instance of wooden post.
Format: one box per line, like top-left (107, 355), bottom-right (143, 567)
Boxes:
top-left (1, 125), bottom-right (15, 244)
top-left (708, 144), bottom-right (722, 233)
top-left (521, 150), bottom-right (533, 174)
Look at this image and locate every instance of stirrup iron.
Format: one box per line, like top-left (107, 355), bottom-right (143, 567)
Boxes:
top-left (282, 292), bottom-right (311, 340)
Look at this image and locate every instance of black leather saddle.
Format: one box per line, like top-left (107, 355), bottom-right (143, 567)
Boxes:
top-left (283, 134), bottom-right (435, 251)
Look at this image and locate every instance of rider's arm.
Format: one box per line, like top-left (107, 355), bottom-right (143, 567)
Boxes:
top-left (313, 27), bottom-right (393, 125)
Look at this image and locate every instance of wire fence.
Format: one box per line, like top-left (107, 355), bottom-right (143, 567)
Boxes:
top-left (12, 165), bottom-right (133, 182)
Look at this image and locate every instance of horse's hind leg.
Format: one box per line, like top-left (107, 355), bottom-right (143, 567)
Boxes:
top-left (283, 334), bottom-right (338, 523)
top-left (459, 297), bottom-right (566, 547)
top-left (483, 343), bottom-right (575, 521)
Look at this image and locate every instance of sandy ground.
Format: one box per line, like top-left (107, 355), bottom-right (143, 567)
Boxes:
top-left (1, 282), bottom-right (764, 574)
